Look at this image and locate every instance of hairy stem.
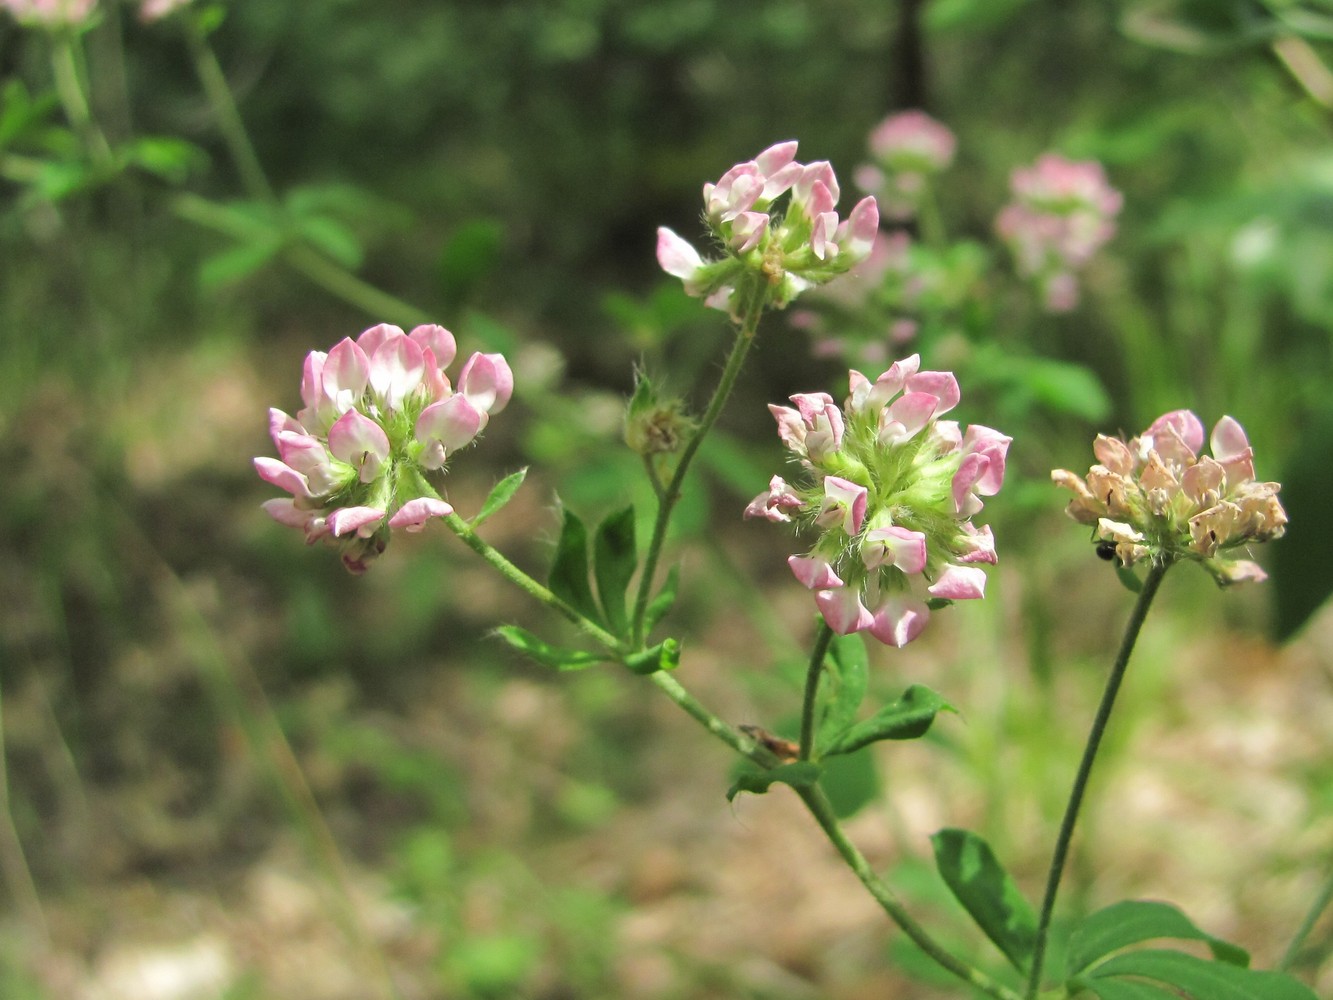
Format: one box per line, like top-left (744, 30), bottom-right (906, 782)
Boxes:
top-left (631, 283), bottom-right (767, 646)
top-left (798, 622), bottom-right (836, 760)
top-left (1026, 560), bottom-right (1170, 997)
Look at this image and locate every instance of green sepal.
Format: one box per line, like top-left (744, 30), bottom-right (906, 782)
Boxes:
top-left (471, 468), bottom-right (528, 528)
top-left (930, 827), bottom-right (1038, 973)
top-left (1066, 900), bottom-right (1248, 977)
top-left (725, 761), bottom-right (822, 803)
top-left (815, 632), bottom-right (869, 752)
top-left (548, 507), bottom-right (604, 626)
top-left (822, 684), bottom-right (954, 756)
top-left (624, 638), bottom-right (679, 676)
top-left (492, 625), bottom-right (605, 671)
top-left (642, 565), bottom-right (679, 634)
top-left (1084, 948), bottom-right (1318, 1000)
top-left (593, 506), bottom-right (637, 638)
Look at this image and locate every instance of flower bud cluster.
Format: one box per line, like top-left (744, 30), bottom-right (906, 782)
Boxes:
top-left (1051, 410), bottom-right (1286, 585)
top-left (657, 140), bottom-right (879, 318)
top-left (255, 323), bottom-right (513, 574)
top-left (995, 153), bottom-right (1122, 312)
top-left (746, 355), bottom-right (1010, 647)
top-left (0, 0), bottom-right (95, 26)
top-left (854, 110), bottom-right (956, 222)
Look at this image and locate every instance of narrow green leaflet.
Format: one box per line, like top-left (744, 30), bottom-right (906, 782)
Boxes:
top-left (492, 625), bottom-right (605, 671)
top-left (292, 213), bottom-right (364, 269)
top-left (1066, 900), bottom-right (1248, 976)
top-left (624, 637), bottom-right (679, 676)
top-left (725, 762), bottom-right (822, 803)
top-left (823, 684), bottom-right (954, 756)
top-left (1088, 949), bottom-right (1318, 1000)
top-left (815, 632), bottom-right (869, 751)
top-left (471, 468), bottom-right (528, 527)
top-left (593, 506), bottom-right (637, 638)
top-left (548, 508), bottom-right (603, 626)
top-left (930, 828), bottom-right (1038, 973)
top-left (642, 565), bottom-right (679, 634)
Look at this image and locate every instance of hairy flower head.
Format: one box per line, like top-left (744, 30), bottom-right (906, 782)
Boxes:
top-left (746, 354), bottom-right (1008, 646)
top-left (1052, 410), bottom-right (1286, 584)
top-left (255, 322), bottom-right (512, 574)
top-left (657, 140), bottom-right (879, 317)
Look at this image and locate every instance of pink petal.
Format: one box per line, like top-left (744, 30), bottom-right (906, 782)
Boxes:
top-left (656, 227), bottom-right (705, 280)
top-left (956, 523), bottom-right (997, 565)
top-left (327, 410), bottom-right (391, 484)
top-left (867, 594), bottom-right (930, 648)
top-left (730, 211), bottom-right (769, 252)
top-left (789, 554), bottom-right (844, 590)
top-left (369, 332), bottom-right (426, 413)
top-left (819, 476), bottom-right (868, 536)
top-left (416, 394), bottom-right (485, 461)
top-left (861, 526), bottom-right (927, 575)
top-left (320, 338), bottom-right (371, 415)
top-left (841, 196), bottom-right (879, 260)
top-left (254, 457), bottom-right (311, 498)
top-left (268, 408), bottom-right (304, 447)
top-left (1210, 415), bottom-right (1250, 462)
top-left (754, 139), bottom-right (799, 178)
top-left (327, 506), bottom-right (386, 538)
top-left (927, 564), bottom-right (987, 601)
top-left (458, 352), bottom-right (515, 415)
top-left (388, 497), bottom-right (454, 531)
top-left (880, 390), bottom-right (940, 444)
top-left (961, 425), bottom-right (1011, 495)
top-left (907, 370), bottom-right (961, 416)
top-left (355, 322), bottom-right (405, 357)
top-left (815, 587), bottom-right (872, 635)
top-left (409, 324), bottom-right (457, 370)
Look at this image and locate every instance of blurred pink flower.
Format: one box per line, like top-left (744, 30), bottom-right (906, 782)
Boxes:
top-left (0, 0), bottom-right (95, 26)
top-left (856, 110), bottom-right (956, 221)
top-left (996, 153), bottom-right (1122, 312)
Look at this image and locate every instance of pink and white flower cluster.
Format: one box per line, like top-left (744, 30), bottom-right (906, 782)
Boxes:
top-left (657, 141), bottom-right (879, 318)
top-left (854, 110), bottom-right (956, 222)
top-left (1052, 410), bottom-right (1286, 585)
top-left (138, 0), bottom-right (191, 21)
top-left (255, 323), bottom-right (513, 574)
top-left (746, 355), bottom-right (1009, 647)
top-left (0, 0), bottom-right (95, 26)
top-left (995, 153), bottom-right (1122, 312)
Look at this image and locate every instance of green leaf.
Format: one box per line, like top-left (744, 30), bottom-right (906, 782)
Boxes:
top-left (823, 685), bottom-right (954, 756)
top-left (593, 506), bottom-right (637, 638)
top-left (549, 508), bottom-right (604, 626)
top-left (293, 213), bottom-right (364, 269)
top-left (123, 136), bottom-right (204, 184)
top-left (643, 565), bottom-right (679, 633)
top-left (1067, 900), bottom-right (1249, 976)
top-left (471, 468), bottom-right (528, 527)
top-left (820, 747), bottom-right (881, 819)
top-left (492, 625), bottom-right (605, 671)
top-left (197, 238), bottom-right (283, 291)
top-left (816, 632), bottom-right (869, 751)
top-left (1089, 949), bottom-right (1318, 1000)
top-left (930, 828), bottom-right (1038, 973)
top-left (1114, 563), bottom-right (1144, 594)
top-left (726, 761), bottom-right (822, 802)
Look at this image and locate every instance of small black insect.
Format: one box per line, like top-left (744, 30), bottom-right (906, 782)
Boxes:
top-left (1095, 540), bottom-right (1118, 562)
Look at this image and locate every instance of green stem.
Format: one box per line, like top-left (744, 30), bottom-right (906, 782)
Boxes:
top-left (648, 672), bottom-right (773, 764)
top-left (1025, 560), bottom-right (1170, 998)
top-left (797, 784), bottom-right (1024, 1000)
top-left (184, 18), bottom-right (275, 203)
top-left (51, 30), bottom-right (112, 166)
top-left (630, 283), bottom-right (767, 646)
top-left (798, 622), bottom-right (836, 760)
top-left (1280, 862), bottom-right (1333, 973)
top-left (442, 513), bottom-right (623, 654)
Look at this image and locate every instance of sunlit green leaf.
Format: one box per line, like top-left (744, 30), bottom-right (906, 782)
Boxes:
top-left (823, 685), bottom-right (954, 756)
top-left (471, 468), bottom-right (528, 528)
top-left (1067, 900), bottom-right (1248, 975)
top-left (816, 632), bottom-right (869, 751)
top-left (931, 828), bottom-right (1037, 972)
top-left (198, 238), bottom-right (282, 291)
top-left (293, 213), bottom-right (364, 269)
top-left (820, 746), bottom-right (880, 819)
